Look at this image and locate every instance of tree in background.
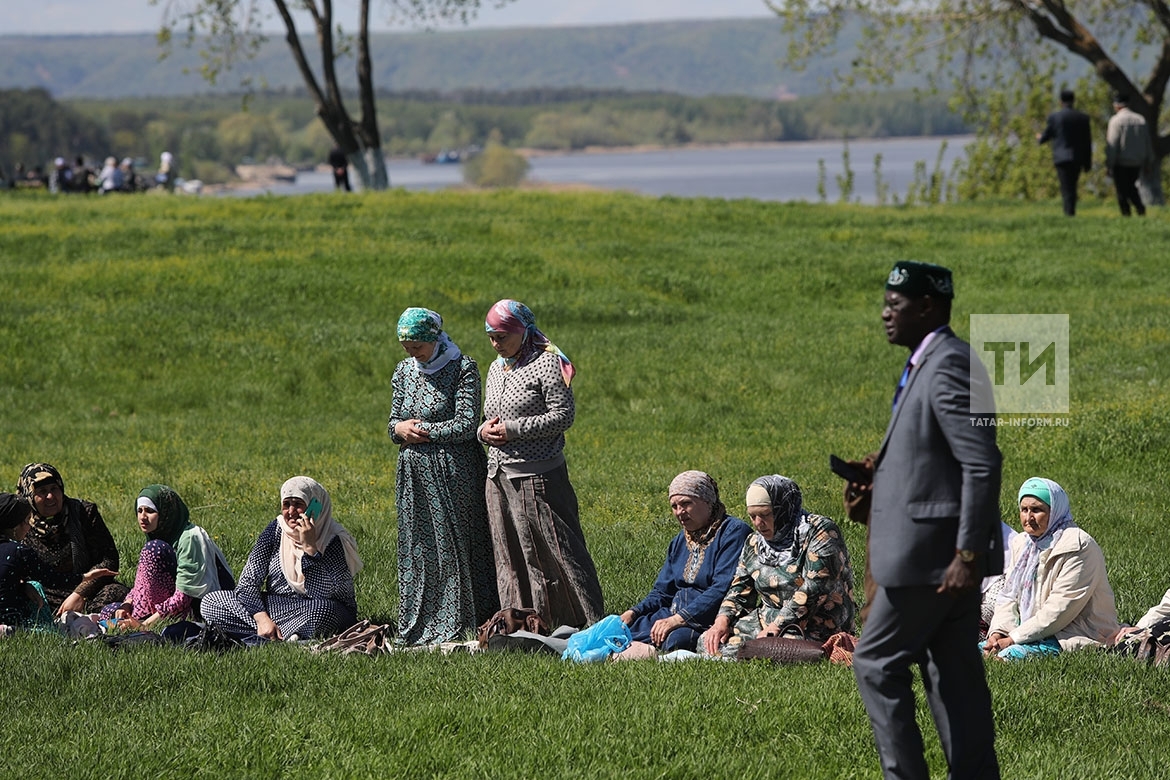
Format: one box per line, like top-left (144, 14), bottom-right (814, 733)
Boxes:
top-left (0, 88), bottom-right (111, 175)
top-left (154, 0), bottom-right (513, 190)
top-left (769, 0), bottom-right (1169, 202)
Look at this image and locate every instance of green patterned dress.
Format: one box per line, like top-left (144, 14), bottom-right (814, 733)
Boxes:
top-left (389, 354), bottom-right (499, 645)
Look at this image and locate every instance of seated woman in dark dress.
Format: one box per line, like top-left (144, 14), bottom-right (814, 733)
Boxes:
top-left (200, 476), bottom-right (362, 641)
top-left (619, 471), bottom-right (751, 653)
top-left (0, 493), bottom-right (115, 629)
top-left (17, 462), bottom-right (127, 614)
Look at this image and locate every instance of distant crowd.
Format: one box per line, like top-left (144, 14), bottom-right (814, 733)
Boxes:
top-left (1, 151), bottom-right (177, 194)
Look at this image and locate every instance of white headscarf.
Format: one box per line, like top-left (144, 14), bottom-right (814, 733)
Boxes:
top-left (276, 476), bottom-right (363, 594)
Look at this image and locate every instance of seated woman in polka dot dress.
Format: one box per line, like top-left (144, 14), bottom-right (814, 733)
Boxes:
top-left (200, 477), bottom-right (362, 641)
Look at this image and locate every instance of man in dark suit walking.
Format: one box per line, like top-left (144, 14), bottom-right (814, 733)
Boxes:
top-left (1037, 89), bottom-right (1092, 216)
top-left (845, 262), bottom-right (1003, 780)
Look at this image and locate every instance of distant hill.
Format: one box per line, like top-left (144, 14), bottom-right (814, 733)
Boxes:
top-left (0, 19), bottom-right (897, 100)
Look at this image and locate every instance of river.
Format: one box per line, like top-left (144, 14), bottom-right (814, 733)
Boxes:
top-left (225, 136), bottom-right (972, 203)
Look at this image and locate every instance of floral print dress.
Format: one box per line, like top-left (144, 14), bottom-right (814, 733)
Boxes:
top-left (717, 513), bottom-right (856, 656)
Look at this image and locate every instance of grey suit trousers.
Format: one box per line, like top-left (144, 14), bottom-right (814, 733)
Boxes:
top-left (854, 585), bottom-right (999, 780)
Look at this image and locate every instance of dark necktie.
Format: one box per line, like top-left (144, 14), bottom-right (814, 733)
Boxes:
top-left (892, 358), bottom-right (913, 411)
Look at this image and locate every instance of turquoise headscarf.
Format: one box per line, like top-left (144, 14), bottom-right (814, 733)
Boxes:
top-left (396, 307), bottom-right (461, 375)
top-left (1017, 477), bottom-right (1052, 508)
top-left (397, 307), bottom-right (443, 342)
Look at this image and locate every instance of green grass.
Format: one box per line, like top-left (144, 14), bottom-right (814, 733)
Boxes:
top-left (1, 190), bottom-right (1169, 779)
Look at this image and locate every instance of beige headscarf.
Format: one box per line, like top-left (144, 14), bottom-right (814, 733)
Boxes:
top-left (276, 476), bottom-right (363, 594)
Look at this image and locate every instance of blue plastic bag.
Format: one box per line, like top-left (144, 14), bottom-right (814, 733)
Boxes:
top-left (562, 614), bottom-right (631, 663)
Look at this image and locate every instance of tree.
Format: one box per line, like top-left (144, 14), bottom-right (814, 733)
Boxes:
top-left (154, 1), bottom-right (512, 189)
top-left (769, 0), bottom-right (1169, 201)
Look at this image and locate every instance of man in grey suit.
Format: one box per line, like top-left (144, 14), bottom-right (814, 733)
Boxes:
top-left (847, 261), bottom-right (1003, 780)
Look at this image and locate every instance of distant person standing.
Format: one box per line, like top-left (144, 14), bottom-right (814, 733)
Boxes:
top-left (1105, 91), bottom-right (1155, 216)
top-left (1037, 89), bottom-right (1092, 216)
top-left (329, 146), bottom-right (351, 192)
top-left (155, 151), bottom-right (176, 192)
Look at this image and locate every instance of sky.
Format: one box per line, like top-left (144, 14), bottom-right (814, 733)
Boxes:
top-left (1, 1), bottom-right (775, 36)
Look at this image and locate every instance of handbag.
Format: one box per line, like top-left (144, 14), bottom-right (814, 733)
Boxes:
top-left (737, 624), bottom-right (827, 665)
top-left (313, 619), bottom-right (395, 656)
top-left (476, 607), bottom-right (550, 648)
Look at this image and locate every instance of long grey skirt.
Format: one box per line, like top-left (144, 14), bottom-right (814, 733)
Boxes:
top-left (485, 463), bottom-right (604, 628)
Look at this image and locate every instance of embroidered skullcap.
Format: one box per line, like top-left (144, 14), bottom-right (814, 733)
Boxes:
top-left (885, 261), bottom-right (954, 300)
top-left (397, 307), bottom-right (443, 342)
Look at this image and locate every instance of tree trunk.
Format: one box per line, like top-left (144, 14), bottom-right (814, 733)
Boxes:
top-left (346, 148), bottom-right (388, 190)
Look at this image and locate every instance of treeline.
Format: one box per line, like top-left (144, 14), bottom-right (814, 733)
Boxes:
top-left (3, 87), bottom-right (968, 185)
top-left (0, 88), bottom-right (110, 181)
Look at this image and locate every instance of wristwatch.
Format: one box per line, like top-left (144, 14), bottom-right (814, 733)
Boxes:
top-left (956, 549), bottom-right (978, 563)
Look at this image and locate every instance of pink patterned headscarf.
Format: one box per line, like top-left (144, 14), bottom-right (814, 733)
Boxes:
top-left (485, 299), bottom-right (575, 386)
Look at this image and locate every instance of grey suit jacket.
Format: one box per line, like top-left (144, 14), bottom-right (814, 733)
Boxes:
top-left (870, 328), bottom-right (1003, 587)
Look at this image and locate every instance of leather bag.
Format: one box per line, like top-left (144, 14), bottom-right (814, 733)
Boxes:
top-left (737, 624), bottom-right (827, 665)
top-left (476, 607), bottom-right (550, 648)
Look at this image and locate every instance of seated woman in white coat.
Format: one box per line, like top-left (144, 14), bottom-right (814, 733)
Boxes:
top-left (983, 477), bottom-right (1119, 660)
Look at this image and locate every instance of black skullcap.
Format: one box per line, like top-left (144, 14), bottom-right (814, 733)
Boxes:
top-left (0, 492), bottom-right (31, 531)
top-left (1113, 91), bottom-right (1130, 106)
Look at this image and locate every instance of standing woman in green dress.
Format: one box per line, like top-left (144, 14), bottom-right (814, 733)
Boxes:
top-left (389, 308), bottom-right (499, 645)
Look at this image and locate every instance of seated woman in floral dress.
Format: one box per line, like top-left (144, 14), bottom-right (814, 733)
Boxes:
top-left (702, 474), bottom-right (856, 658)
top-left (201, 477), bottom-right (361, 641)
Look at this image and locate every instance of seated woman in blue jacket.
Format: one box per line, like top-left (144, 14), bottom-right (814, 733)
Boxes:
top-left (619, 471), bottom-right (751, 653)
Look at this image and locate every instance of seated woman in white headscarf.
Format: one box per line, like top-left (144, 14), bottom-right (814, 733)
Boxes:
top-left (201, 477), bottom-right (362, 641)
top-left (983, 477), bottom-right (1119, 660)
top-left (702, 474), bottom-right (857, 658)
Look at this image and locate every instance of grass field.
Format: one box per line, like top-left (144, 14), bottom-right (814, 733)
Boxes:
top-left (1, 190), bottom-right (1168, 779)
